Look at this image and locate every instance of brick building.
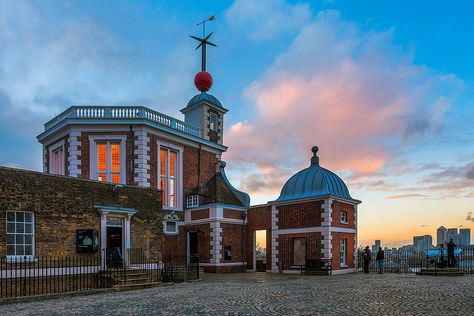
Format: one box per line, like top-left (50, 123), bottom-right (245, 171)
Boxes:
top-left (1, 33), bottom-right (360, 273)
top-left (246, 147), bottom-right (361, 274)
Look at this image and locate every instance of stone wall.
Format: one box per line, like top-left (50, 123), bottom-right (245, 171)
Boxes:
top-left (0, 167), bottom-right (162, 260)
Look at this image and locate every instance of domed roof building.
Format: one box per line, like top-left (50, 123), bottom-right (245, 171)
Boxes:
top-left (246, 146), bottom-right (361, 275)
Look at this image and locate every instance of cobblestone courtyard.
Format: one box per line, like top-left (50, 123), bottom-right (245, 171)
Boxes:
top-left (0, 273), bottom-right (473, 315)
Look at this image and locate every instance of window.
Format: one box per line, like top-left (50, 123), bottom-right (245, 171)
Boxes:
top-left (49, 141), bottom-right (65, 175)
top-left (186, 195), bottom-right (199, 208)
top-left (340, 239), bottom-right (347, 266)
top-left (163, 212), bottom-right (179, 235)
top-left (209, 112), bottom-right (218, 131)
top-left (341, 211), bottom-right (348, 224)
top-left (158, 144), bottom-right (182, 209)
top-left (6, 211), bottom-right (34, 258)
top-left (224, 246), bottom-right (232, 261)
top-left (96, 142), bottom-right (122, 183)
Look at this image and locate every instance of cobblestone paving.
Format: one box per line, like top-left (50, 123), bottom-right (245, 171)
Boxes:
top-left (1, 273), bottom-right (473, 316)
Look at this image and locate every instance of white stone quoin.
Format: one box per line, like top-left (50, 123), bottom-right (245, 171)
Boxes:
top-left (133, 130), bottom-right (150, 188)
top-left (271, 205), bottom-right (279, 272)
top-left (68, 131), bottom-right (82, 177)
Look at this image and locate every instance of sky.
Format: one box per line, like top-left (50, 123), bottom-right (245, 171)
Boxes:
top-left (1, 0), bottom-right (473, 247)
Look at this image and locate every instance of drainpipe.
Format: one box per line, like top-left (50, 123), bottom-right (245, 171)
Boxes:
top-left (241, 211), bottom-right (247, 271)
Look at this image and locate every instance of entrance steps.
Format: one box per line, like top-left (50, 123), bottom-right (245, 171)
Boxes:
top-left (417, 268), bottom-right (465, 276)
top-left (108, 269), bottom-right (161, 289)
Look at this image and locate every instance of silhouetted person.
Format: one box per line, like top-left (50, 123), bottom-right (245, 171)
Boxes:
top-left (376, 247), bottom-right (385, 274)
top-left (447, 239), bottom-right (457, 268)
top-left (362, 246), bottom-right (372, 273)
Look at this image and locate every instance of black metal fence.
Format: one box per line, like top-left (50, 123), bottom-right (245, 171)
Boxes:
top-left (0, 249), bottom-right (199, 299)
top-left (356, 247), bottom-right (474, 274)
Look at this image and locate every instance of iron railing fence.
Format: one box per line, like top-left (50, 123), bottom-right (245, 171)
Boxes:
top-left (1, 249), bottom-right (200, 299)
top-left (356, 247), bottom-right (474, 274)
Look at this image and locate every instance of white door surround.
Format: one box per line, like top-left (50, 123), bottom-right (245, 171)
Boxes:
top-left (96, 205), bottom-right (137, 267)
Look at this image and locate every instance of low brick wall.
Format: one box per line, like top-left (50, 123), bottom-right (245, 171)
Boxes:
top-left (0, 167), bottom-right (163, 260)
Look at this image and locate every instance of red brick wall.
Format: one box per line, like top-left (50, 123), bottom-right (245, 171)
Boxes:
top-left (221, 223), bottom-right (245, 263)
top-left (149, 134), bottom-right (218, 195)
top-left (246, 205), bottom-right (272, 270)
top-left (331, 232), bottom-right (355, 270)
top-left (80, 132), bottom-right (134, 185)
top-left (277, 200), bottom-right (323, 229)
top-left (278, 232), bottom-right (322, 270)
top-left (224, 209), bottom-right (244, 220)
top-left (184, 224), bottom-right (211, 263)
top-left (331, 201), bottom-right (356, 228)
top-left (190, 209), bottom-right (209, 220)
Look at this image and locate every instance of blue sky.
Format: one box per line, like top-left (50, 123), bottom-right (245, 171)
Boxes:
top-left (1, 0), bottom-right (473, 247)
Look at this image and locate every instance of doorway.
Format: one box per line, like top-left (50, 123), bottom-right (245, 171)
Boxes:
top-left (105, 216), bottom-right (124, 267)
top-left (293, 238), bottom-right (306, 266)
top-left (189, 232), bottom-right (199, 263)
top-left (254, 230), bottom-right (267, 272)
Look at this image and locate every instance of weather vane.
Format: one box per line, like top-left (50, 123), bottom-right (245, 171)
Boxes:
top-left (190, 15), bottom-right (217, 72)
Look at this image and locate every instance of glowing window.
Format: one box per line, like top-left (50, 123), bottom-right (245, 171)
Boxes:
top-left (96, 141), bottom-right (122, 183)
top-left (159, 146), bottom-right (180, 209)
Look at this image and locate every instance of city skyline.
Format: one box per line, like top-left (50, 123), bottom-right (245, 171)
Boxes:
top-left (1, 1), bottom-right (474, 247)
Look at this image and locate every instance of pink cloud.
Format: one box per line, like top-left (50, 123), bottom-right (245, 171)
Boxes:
top-left (224, 10), bottom-right (460, 198)
top-left (386, 194), bottom-right (429, 200)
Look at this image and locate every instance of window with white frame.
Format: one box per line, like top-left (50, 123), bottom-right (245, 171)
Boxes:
top-left (209, 112), bottom-right (218, 131)
top-left (89, 136), bottom-right (126, 184)
top-left (340, 239), bottom-right (347, 266)
top-left (163, 212), bottom-right (179, 235)
top-left (186, 195), bottom-right (199, 208)
top-left (6, 211), bottom-right (34, 258)
top-left (49, 141), bottom-right (65, 175)
top-left (158, 144), bottom-right (182, 209)
top-left (341, 211), bottom-right (348, 224)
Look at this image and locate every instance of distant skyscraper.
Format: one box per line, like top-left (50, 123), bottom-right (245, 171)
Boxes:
top-left (437, 226), bottom-right (447, 246)
top-left (459, 228), bottom-right (471, 246)
top-left (447, 228), bottom-right (459, 244)
top-left (372, 240), bottom-right (381, 253)
top-left (413, 235), bottom-right (433, 251)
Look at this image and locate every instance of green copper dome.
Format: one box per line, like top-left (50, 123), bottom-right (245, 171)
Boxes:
top-left (275, 146), bottom-right (355, 202)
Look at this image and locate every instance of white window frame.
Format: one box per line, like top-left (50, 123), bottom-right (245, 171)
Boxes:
top-left (6, 210), bottom-right (35, 260)
top-left (186, 195), bottom-right (199, 208)
top-left (340, 211), bottom-right (348, 224)
top-left (340, 239), bottom-right (347, 266)
top-left (48, 140), bottom-right (65, 176)
top-left (209, 112), bottom-right (218, 132)
top-left (157, 141), bottom-right (183, 211)
top-left (89, 135), bottom-right (126, 184)
top-left (163, 212), bottom-right (180, 235)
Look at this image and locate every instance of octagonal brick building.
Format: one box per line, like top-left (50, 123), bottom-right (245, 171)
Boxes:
top-left (246, 146), bottom-right (361, 274)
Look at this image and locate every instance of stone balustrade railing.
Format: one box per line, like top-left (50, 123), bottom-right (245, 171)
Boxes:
top-left (44, 106), bottom-right (202, 137)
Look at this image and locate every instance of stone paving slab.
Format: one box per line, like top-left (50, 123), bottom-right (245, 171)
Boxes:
top-left (0, 273), bottom-right (473, 315)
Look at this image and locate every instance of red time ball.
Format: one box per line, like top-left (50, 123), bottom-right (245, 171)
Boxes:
top-left (194, 71), bottom-right (213, 92)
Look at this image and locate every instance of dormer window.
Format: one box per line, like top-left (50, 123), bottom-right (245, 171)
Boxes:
top-left (341, 211), bottom-right (348, 224)
top-left (187, 195), bottom-right (199, 208)
top-left (209, 112), bottom-right (218, 131)
top-left (163, 211), bottom-right (180, 235)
